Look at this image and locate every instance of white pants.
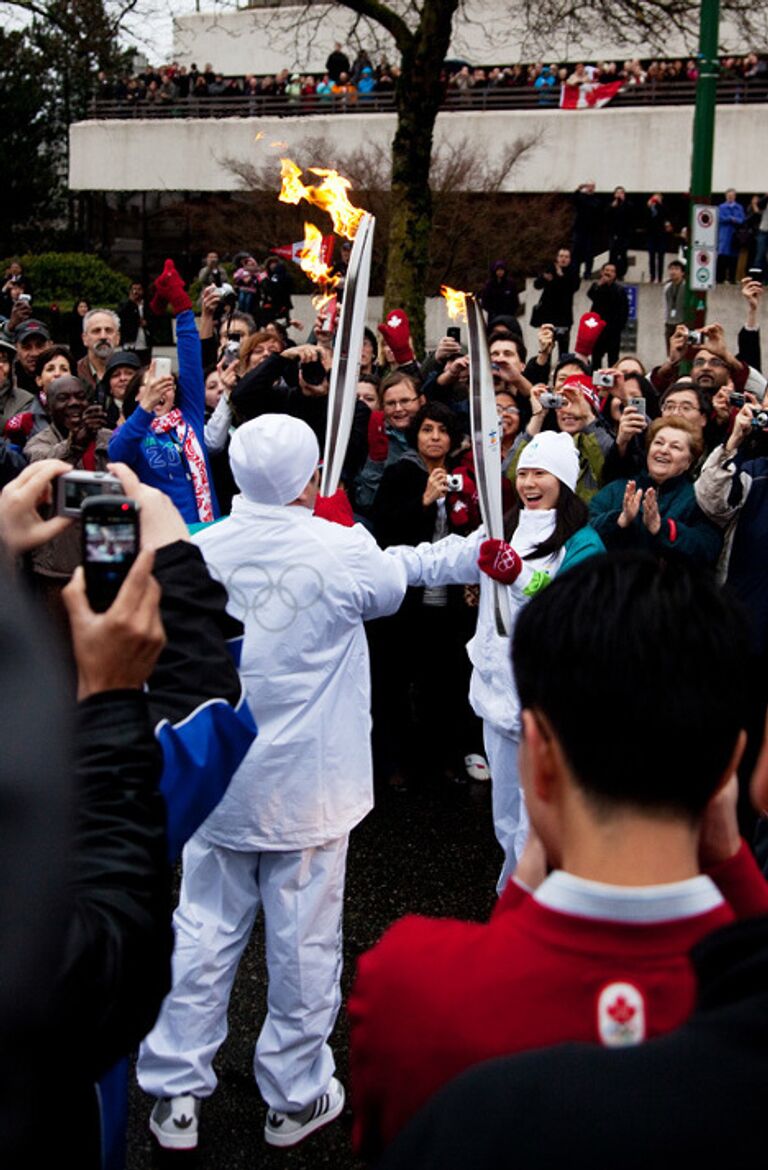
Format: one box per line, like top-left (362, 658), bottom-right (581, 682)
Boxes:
top-left (483, 722), bottom-right (529, 894)
top-left (137, 831), bottom-right (349, 1113)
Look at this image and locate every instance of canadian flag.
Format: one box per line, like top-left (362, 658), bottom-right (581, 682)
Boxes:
top-left (559, 81), bottom-right (624, 110)
top-left (271, 234), bottom-right (336, 267)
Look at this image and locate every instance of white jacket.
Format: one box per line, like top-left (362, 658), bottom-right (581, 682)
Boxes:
top-left (389, 511), bottom-right (563, 737)
top-left (193, 497), bottom-right (407, 849)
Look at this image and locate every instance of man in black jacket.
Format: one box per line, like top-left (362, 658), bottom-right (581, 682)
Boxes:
top-left (587, 262), bottom-right (630, 367)
top-left (0, 458), bottom-right (256, 1167)
top-left (117, 280), bottom-right (153, 366)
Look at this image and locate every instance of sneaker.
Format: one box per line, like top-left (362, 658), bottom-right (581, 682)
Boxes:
top-left (264, 1077), bottom-right (345, 1148)
top-left (464, 753), bottom-right (492, 782)
top-left (149, 1094), bottom-right (200, 1150)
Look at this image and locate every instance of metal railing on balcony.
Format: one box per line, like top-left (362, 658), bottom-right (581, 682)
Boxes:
top-left (87, 77), bottom-right (768, 120)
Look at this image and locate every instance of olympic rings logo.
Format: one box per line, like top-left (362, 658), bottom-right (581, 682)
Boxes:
top-left (210, 561), bottom-right (325, 632)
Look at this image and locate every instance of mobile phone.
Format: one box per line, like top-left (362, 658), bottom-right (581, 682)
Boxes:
top-left (55, 470), bottom-right (125, 518)
top-left (81, 496), bottom-right (140, 613)
top-left (627, 395), bottom-right (646, 415)
top-left (221, 340), bottom-right (240, 369)
top-left (748, 268), bottom-right (763, 279)
top-left (447, 326), bottom-right (461, 344)
top-left (154, 356), bottom-right (172, 379)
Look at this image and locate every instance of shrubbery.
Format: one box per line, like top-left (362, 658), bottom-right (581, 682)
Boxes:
top-left (2, 252), bottom-right (130, 310)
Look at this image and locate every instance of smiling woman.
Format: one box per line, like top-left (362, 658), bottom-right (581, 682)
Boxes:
top-left (589, 416), bottom-right (721, 566)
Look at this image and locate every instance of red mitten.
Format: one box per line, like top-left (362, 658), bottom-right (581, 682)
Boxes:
top-left (153, 259), bottom-right (192, 317)
top-left (575, 311), bottom-right (606, 358)
top-left (478, 538), bottom-right (522, 584)
top-left (378, 309), bottom-right (414, 365)
top-left (3, 411), bottom-right (34, 440)
top-left (314, 487), bottom-right (355, 527)
top-left (367, 409), bottom-right (388, 462)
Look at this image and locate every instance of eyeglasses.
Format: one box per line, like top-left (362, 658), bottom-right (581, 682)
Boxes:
top-left (384, 397), bottom-right (419, 410)
top-left (496, 405), bottom-right (520, 416)
top-left (661, 401), bottom-right (701, 415)
top-left (691, 357), bottom-right (726, 369)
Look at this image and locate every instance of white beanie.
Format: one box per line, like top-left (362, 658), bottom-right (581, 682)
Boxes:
top-left (517, 431), bottom-right (579, 493)
top-left (229, 414), bottom-right (319, 505)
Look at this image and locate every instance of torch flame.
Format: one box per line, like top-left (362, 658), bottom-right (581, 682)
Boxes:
top-left (296, 223), bottom-right (341, 311)
top-left (279, 158), bottom-right (366, 240)
top-left (441, 285), bottom-right (468, 321)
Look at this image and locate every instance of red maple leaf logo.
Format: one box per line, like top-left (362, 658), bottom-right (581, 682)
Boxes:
top-left (607, 996), bottom-right (636, 1025)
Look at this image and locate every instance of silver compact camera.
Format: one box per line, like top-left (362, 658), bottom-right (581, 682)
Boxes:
top-left (540, 392), bottom-right (566, 409)
top-left (445, 474), bottom-right (463, 492)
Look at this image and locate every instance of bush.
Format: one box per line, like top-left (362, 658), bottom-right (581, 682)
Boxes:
top-left (1, 252), bottom-right (130, 311)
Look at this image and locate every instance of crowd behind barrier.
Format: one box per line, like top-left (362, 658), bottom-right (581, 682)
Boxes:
top-left (88, 49), bottom-right (768, 118)
top-left (1, 231), bottom-right (768, 1168)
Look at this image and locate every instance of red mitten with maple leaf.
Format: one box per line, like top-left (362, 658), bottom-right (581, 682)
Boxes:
top-left (378, 309), bottom-right (414, 365)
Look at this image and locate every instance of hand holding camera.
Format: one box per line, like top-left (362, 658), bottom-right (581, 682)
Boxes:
top-left (0, 459), bottom-right (74, 555)
top-left (539, 391), bottom-right (566, 410)
top-left (63, 548), bottom-right (166, 701)
top-left (616, 405), bottom-right (647, 455)
top-left (422, 466), bottom-right (449, 506)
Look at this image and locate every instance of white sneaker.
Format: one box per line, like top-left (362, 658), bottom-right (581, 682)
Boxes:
top-left (465, 753), bottom-right (492, 782)
top-left (149, 1094), bottom-right (200, 1150)
top-left (264, 1077), bottom-right (345, 1147)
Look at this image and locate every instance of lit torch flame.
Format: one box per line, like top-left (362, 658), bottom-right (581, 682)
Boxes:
top-left (297, 223), bottom-right (341, 303)
top-left (441, 285), bottom-right (468, 321)
top-left (296, 222), bottom-right (341, 311)
top-left (279, 158), bottom-right (366, 240)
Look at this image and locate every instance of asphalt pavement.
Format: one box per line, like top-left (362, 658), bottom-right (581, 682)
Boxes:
top-left (126, 774), bottom-right (500, 1169)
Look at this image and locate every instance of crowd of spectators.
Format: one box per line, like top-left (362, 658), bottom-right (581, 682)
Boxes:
top-left (93, 47), bottom-right (768, 110)
top-left (2, 236), bottom-right (768, 1167)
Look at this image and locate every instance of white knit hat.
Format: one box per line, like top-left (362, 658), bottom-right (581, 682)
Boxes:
top-left (229, 414), bottom-right (319, 505)
top-left (517, 431), bottom-right (579, 493)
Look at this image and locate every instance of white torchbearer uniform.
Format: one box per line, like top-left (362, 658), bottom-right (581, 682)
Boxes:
top-left (138, 494), bottom-right (406, 1111)
top-left (389, 511), bottom-right (563, 891)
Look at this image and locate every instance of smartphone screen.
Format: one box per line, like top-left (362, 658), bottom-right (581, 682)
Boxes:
top-left (82, 497), bottom-right (140, 613)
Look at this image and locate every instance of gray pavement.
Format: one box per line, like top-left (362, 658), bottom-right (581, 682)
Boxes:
top-left (126, 775), bottom-right (500, 1169)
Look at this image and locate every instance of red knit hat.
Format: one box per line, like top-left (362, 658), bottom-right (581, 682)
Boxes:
top-left (561, 373), bottom-right (600, 414)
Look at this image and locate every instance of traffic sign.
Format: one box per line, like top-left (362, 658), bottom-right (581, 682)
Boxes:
top-left (691, 248), bottom-right (716, 290)
top-left (692, 205), bottom-right (718, 248)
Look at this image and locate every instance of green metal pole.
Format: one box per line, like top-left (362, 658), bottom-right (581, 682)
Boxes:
top-left (686, 0), bottom-right (720, 326)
